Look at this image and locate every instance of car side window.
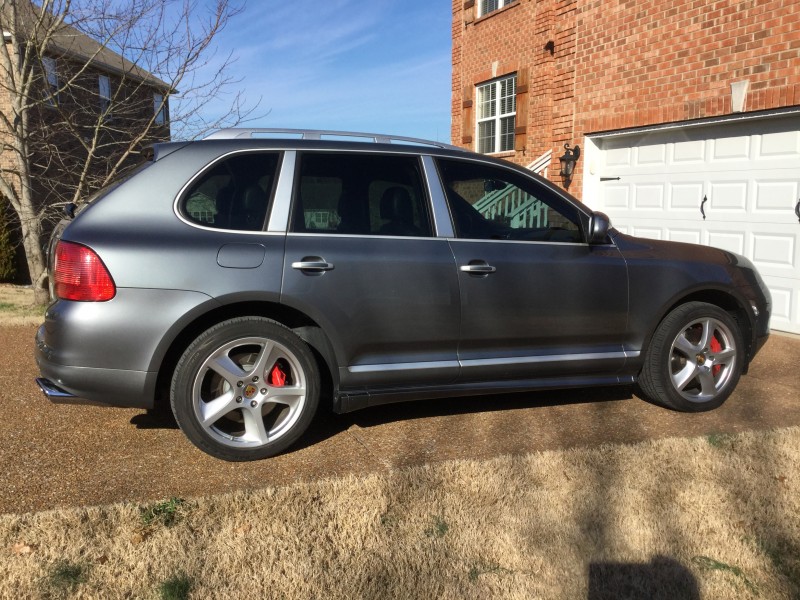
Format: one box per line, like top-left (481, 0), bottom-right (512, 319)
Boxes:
top-left (181, 152), bottom-right (279, 231)
top-left (436, 158), bottom-right (583, 243)
top-left (291, 153), bottom-right (432, 237)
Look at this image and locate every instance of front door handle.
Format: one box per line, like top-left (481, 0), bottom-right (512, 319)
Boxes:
top-left (291, 259), bottom-right (334, 273)
top-left (460, 262), bottom-right (496, 275)
top-left (701, 194), bottom-right (708, 220)
top-left (795, 197), bottom-right (799, 222)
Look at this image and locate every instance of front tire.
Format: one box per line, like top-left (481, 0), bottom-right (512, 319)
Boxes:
top-left (638, 302), bottom-right (744, 412)
top-left (170, 317), bottom-right (320, 461)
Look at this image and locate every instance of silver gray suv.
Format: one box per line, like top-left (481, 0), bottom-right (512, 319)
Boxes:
top-left (35, 129), bottom-right (771, 461)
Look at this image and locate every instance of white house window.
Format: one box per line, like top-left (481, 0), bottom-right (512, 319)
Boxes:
top-left (98, 75), bottom-right (111, 116)
top-left (478, 0), bottom-right (514, 17)
top-left (42, 56), bottom-right (58, 105)
top-left (153, 92), bottom-right (167, 125)
top-left (476, 74), bottom-right (516, 154)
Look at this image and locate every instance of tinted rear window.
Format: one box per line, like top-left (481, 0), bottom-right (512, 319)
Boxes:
top-left (180, 152), bottom-right (280, 231)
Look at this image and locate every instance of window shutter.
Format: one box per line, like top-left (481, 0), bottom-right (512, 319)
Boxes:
top-left (514, 67), bottom-right (529, 151)
top-left (461, 85), bottom-right (474, 146)
top-left (463, 0), bottom-right (475, 24)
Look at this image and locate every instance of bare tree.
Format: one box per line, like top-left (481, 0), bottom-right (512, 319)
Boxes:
top-left (0, 0), bottom-right (257, 304)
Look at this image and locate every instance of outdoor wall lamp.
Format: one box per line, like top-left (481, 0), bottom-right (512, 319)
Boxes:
top-left (559, 143), bottom-right (581, 187)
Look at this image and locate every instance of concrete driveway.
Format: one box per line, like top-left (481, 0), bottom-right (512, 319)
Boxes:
top-left (2, 324), bottom-right (798, 515)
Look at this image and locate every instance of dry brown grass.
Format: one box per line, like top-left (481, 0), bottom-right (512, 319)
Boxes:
top-left (1, 428), bottom-right (798, 599)
top-left (0, 284), bottom-right (44, 326)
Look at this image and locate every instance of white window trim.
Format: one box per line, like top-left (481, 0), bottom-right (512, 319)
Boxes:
top-left (477, 0), bottom-right (514, 18)
top-left (476, 74), bottom-right (516, 154)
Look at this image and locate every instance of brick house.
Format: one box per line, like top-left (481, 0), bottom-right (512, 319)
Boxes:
top-left (1, 6), bottom-right (170, 282)
top-left (452, 0), bottom-right (800, 333)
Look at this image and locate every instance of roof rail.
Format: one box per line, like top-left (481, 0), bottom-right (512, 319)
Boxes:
top-left (204, 128), bottom-right (465, 151)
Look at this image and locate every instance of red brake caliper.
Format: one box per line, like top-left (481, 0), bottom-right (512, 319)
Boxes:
top-left (269, 362), bottom-right (287, 387)
top-left (710, 336), bottom-right (722, 376)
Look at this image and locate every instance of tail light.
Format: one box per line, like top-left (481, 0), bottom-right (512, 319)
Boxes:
top-left (54, 241), bottom-right (116, 301)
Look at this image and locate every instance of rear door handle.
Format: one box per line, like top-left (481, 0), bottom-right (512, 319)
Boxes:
top-left (459, 262), bottom-right (496, 275)
top-left (291, 259), bottom-right (334, 272)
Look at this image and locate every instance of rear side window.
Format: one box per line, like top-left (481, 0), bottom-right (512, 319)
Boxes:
top-left (181, 152), bottom-right (279, 231)
top-left (291, 153), bottom-right (432, 237)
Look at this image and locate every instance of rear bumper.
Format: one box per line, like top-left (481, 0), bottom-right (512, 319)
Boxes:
top-left (34, 287), bottom-right (215, 409)
top-left (35, 331), bottom-right (158, 408)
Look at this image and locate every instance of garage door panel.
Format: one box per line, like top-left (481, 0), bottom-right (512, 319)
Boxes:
top-left (633, 184), bottom-right (665, 209)
top-left (604, 184), bottom-right (630, 209)
top-left (604, 145), bottom-right (633, 167)
top-left (706, 229), bottom-right (746, 256)
top-left (753, 179), bottom-right (799, 214)
top-left (669, 181), bottom-right (705, 211)
top-left (673, 139), bottom-right (706, 163)
top-left (711, 135), bottom-right (751, 161)
top-left (708, 179), bottom-right (748, 218)
top-left (750, 223), bottom-right (799, 280)
top-left (667, 228), bottom-right (702, 245)
top-left (763, 279), bottom-right (795, 333)
top-left (636, 143), bottom-right (667, 165)
top-left (631, 226), bottom-right (663, 239)
top-left (588, 114), bottom-right (800, 333)
top-left (758, 129), bottom-right (800, 158)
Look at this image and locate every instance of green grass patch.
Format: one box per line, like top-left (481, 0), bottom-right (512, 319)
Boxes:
top-left (140, 497), bottom-right (187, 528)
top-left (693, 555), bottom-right (758, 595)
top-left (424, 515), bottom-right (449, 538)
top-left (706, 432), bottom-right (735, 448)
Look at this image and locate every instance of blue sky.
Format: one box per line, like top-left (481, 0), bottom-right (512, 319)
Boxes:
top-left (207, 0), bottom-right (453, 142)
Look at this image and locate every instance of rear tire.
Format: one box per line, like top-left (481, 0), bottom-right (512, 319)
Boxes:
top-left (638, 302), bottom-right (744, 412)
top-left (170, 317), bottom-right (320, 461)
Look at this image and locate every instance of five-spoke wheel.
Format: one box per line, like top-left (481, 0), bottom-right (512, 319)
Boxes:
top-left (638, 302), bottom-right (744, 412)
top-left (171, 317), bottom-right (319, 461)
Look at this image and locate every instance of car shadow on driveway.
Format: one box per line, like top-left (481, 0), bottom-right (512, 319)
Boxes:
top-left (295, 385), bottom-right (637, 453)
top-left (128, 385), bottom-right (636, 447)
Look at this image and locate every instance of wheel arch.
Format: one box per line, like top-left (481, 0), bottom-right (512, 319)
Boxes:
top-left (152, 300), bottom-right (339, 412)
top-left (639, 287), bottom-right (756, 373)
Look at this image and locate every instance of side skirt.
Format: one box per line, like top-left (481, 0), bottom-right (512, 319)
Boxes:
top-left (334, 374), bottom-right (636, 414)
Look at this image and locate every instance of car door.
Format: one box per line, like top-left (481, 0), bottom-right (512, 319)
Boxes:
top-left (281, 151), bottom-right (461, 389)
top-left (435, 157), bottom-right (630, 383)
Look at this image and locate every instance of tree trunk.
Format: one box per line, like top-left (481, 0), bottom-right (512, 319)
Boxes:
top-left (16, 192), bottom-right (49, 305)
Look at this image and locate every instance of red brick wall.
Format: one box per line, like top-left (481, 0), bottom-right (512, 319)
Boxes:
top-left (452, 0), bottom-right (800, 198)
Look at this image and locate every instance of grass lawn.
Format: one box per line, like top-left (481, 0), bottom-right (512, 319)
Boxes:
top-left (2, 427), bottom-right (798, 599)
top-left (0, 284), bottom-right (44, 326)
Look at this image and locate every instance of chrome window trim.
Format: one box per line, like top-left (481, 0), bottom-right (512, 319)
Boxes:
top-left (348, 350), bottom-right (639, 373)
top-left (286, 232), bottom-right (445, 241)
top-left (460, 351), bottom-right (635, 368)
top-left (172, 148), bottom-right (285, 234)
top-left (349, 360), bottom-right (460, 374)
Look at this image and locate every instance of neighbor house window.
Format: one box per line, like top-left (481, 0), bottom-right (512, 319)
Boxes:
top-left (98, 75), bottom-right (111, 117)
top-left (42, 56), bottom-right (58, 105)
top-left (479, 0), bottom-right (514, 17)
top-left (476, 74), bottom-right (516, 154)
top-left (153, 92), bottom-right (167, 125)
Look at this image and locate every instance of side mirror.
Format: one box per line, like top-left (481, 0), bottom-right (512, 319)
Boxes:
top-left (588, 212), bottom-right (611, 244)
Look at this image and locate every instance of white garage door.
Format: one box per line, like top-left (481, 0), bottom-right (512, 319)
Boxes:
top-left (584, 114), bottom-right (800, 334)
